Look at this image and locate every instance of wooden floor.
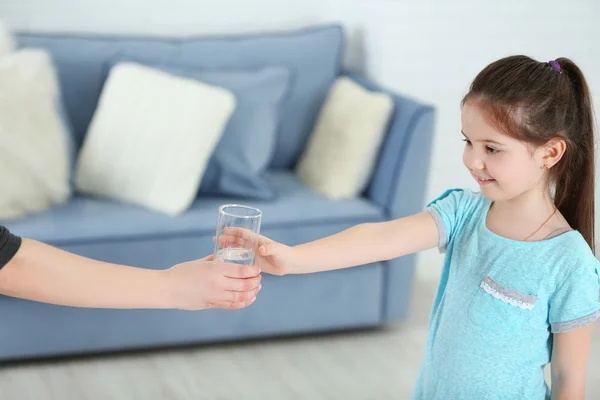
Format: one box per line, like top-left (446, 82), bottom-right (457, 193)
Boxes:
top-left (0, 278), bottom-right (598, 400)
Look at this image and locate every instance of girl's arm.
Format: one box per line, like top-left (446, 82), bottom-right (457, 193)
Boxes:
top-left (550, 325), bottom-right (594, 400)
top-left (220, 211), bottom-right (439, 275)
top-left (290, 211), bottom-right (439, 273)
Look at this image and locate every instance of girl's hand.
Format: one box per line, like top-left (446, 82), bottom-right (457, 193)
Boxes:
top-left (216, 228), bottom-right (296, 275)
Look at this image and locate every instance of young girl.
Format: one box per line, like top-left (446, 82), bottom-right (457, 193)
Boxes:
top-left (222, 56), bottom-right (600, 398)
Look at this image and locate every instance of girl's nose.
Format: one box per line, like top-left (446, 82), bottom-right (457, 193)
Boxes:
top-left (470, 158), bottom-right (485, 170)
top-left (464, 151), bottom-right (485, 170)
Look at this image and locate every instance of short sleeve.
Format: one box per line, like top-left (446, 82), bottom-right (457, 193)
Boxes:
top-left (426, 188), bottom-right (470, 252)
top-left (549, 262), bottom-right (600, 333)
top-left (0, 225), bottom-right (22, 270)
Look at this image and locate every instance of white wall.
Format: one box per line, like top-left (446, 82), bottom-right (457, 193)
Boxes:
top-left (0, 0), bottom-right (322, 35)
top-left (2, 0), bottom-right (600, 279)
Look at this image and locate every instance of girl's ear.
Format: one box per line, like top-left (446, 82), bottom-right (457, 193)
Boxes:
top-left (540, 137), bottom-right (566, 169)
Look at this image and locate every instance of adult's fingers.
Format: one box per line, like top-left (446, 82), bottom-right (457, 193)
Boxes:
top-left (233, 276), bottom-right (262, 292)
top-left (210, 297), bottom-right (257, 310)
top-left (222, 276), bottom-right (262, 293)
top-left (198, 254), bottom-right (215, 262)
top-left (220, 263), bottom-right (261, 278)
top-left (225, 285), bottom-right (261, 302)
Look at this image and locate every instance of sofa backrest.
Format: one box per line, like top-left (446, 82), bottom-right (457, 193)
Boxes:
top-left (16, 25), bottom-right (344, 169)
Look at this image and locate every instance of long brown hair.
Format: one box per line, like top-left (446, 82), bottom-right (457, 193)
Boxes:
top-left (463, 56), bottom-right (596, 253)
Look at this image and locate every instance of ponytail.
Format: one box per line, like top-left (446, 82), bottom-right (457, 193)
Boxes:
top-left (554, 58), bottom-right (596, 253)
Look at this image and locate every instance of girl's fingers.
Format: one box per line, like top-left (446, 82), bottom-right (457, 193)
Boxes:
top-left (223, 227), bottom-right (255, 241)
top-left (259, 242), bottom-right (277, 256)
top-left (217, 236), bottom-right (246, 248)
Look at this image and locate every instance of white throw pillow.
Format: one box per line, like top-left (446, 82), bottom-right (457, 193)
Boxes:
top-left (74, 62), bottom-right (235, 215)
top-left (295, 77), bottom-right (394, 199)
top-left (0, 49), bottom-right (71, 220)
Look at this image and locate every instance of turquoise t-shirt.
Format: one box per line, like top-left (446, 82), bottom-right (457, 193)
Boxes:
top-left (412, 189), bottom-right (600, 400)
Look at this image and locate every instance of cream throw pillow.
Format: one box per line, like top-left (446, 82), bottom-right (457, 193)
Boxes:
top-left (295, 77), bottom-right (393, 199)
top-left (0, 21), bottom-right (15, 58)
top-left (74, 62), bottom-right (235, 215)
top-left (0, 49), bottom-right (71, 220)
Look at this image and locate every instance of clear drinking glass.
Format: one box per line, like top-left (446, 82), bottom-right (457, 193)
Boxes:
top-left (214, 204), bottom-right (262, 265)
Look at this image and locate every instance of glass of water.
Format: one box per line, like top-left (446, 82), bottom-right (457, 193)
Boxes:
top-left (214, 204), bottom-right (262, 265)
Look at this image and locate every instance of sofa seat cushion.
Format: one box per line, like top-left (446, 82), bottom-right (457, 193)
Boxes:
top-left (2, 172), bottom-right (384, 244)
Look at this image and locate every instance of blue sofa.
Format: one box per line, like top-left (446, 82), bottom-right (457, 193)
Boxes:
top-left (0, 25), bottom-right (435, 361)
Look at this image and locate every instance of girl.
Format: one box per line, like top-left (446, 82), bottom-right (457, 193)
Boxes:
top-left (222, 56), bottom-right (600, 399)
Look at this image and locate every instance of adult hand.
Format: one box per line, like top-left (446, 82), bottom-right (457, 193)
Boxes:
top-left (164, 255), bottom-right (262, 310)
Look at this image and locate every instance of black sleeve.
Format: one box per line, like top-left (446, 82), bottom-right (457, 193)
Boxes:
top-left (0, 225), bottom-right (22, 270)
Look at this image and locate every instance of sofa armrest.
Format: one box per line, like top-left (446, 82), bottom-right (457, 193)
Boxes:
top-left (344, 72), bottom-right (436, 220)
top-left (345, 72), bottom-right (436, 323)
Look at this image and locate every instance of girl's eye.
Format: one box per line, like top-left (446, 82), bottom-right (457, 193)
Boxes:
top-left (486, 146), bottom-right (500, 154)
top-left (462, 138), bottom-right (471, 145)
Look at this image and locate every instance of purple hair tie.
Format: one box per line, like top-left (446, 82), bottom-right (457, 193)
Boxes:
top-left (548, 60), bottom-right (561, 73)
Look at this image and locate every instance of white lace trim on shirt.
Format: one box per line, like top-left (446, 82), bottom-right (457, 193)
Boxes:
top-left (480, 279), bottom-right (536, 310)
